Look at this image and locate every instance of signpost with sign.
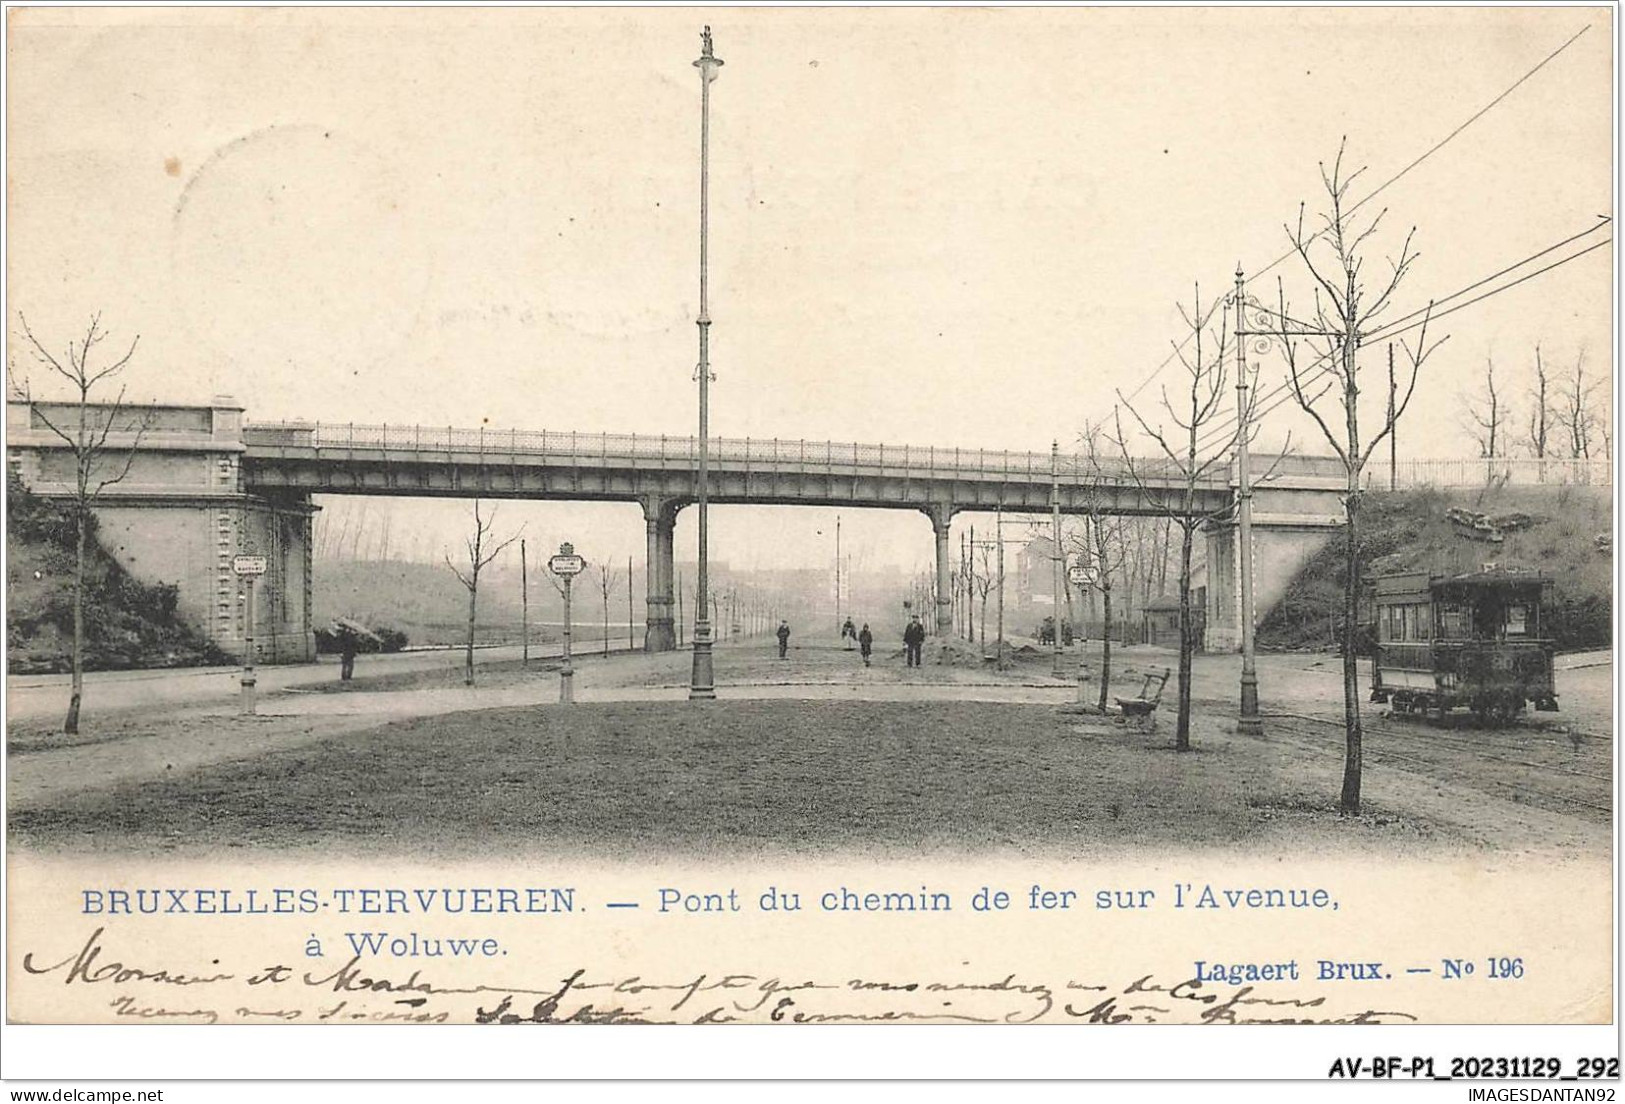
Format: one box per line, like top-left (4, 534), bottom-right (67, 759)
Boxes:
top-left (233, 555), bottom-right (267, 714)
top-left (549, 542), bottom-right (585, 703)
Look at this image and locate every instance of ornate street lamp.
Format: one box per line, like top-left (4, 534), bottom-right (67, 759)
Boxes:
top-left (1231, 267), bottom-right (1263, 735)
top-left (1228, 265), bottom-right (1340, 736)
top-left (689, 26), bottom-right (723, 700)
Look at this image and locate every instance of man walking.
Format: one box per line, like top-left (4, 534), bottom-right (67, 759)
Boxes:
top-left (337, 624), bottom-right (359, 682)
top-left (858, 623), bottom-right (873, 667)
top-left (903, 615), bottom-right (925, 668)
top-left (776, 619), bottom-right (791, 660)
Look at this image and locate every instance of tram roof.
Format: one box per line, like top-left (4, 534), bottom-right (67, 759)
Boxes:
top-left (1435, 569), bottom-right (1551, 589)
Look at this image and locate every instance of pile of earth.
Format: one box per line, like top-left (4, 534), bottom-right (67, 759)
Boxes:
top-left (1259, 484), bottom-right (1611, 652)
top-left (6, 472), bottom-right (233, 673)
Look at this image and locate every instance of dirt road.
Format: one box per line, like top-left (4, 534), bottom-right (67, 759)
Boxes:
top-left (8, 637), bottom-right (1611, 859)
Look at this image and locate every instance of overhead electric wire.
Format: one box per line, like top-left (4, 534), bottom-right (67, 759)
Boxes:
top-left (1201, 236), bottom-right (1612, 451)
top-left (1190, 218), bottom-right (1614, 451)
top-left (1114, 22), bottom-right (1594, 409)
top-left (1215, 230), bottom-right (1605, 445)
top-left (1199, 233), bottom-right (1612, 451)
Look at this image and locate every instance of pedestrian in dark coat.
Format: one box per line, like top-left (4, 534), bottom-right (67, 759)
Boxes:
top-left (338, 626), bottom-right (358, 681)
top-left (858, 623), bottom-right (873, 667)
top-left (776, 620), bottom-right (791, 659)
top-left (903, 616), bottom-right (925, 667)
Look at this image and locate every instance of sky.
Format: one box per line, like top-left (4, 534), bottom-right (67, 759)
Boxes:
top-left (6, 7), bottom-right (1615, 574)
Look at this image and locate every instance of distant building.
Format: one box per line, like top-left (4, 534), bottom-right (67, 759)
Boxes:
top-left (1015, 535), bottom-right (1061, 615)
top-left (1142, 594), bottom-right (1182, 646)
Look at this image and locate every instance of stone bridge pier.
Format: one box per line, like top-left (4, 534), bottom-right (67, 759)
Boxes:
top-left (1203, 482), bottom-right (1345, 652)
top-left (641, 495), bottom-right (682, 652)
top-left (6, 396), bottom-right (318, 662)
top-left (925, 503), bottom-right (956, 639)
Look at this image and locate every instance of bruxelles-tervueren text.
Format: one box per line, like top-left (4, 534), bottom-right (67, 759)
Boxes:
top-left (80, 888), bottom-right (577, 915)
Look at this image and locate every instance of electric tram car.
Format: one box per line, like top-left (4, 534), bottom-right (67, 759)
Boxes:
top-left (1365, 568), bottom-right (1559, 723)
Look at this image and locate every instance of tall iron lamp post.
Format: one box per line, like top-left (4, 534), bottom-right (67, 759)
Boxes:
top-left (1232, 267), bottom-right (1262, 735)
top-left (689, 26), bottom-right (722, 700)
top-left (1228, 264), bottom-right (1339, 735)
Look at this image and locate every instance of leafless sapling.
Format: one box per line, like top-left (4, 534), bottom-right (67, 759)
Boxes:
top-left (1275, 140), bottom-right (1449, 815)
top-left (1464, 353), bottom-right (1512, 485)
top-left (593, 559), bottom-right (620, 657)
top-left (1111, 283), bottom-right (1256, 750)
top-left (1554, 346), bottom-right (1600, 461)
top-left (444, 499), bottom-right (522, 686)
top-left (1073, 425), bottom-right (1135, 711)
top-left (1526, 344), bottom-right (1551, 476)
top-left (13, 312), bottom-right (155, 735)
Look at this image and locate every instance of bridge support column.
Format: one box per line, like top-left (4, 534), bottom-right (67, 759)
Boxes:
top-left (1203, 518), bottom-right (1340, 653)
top-left (926, 503), bottom-right (956, 652)
top-left (642, 496), bottom-right (678, 652)
top-left (1204, 522), bottom-right (1239, 653)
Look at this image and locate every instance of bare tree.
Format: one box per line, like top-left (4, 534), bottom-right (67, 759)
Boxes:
top-left (1275, 141), bottom-right (1448, 815)
top-left (1111, 283), bottom-right (1251, 750)
top-left (376, 511), bottom-right (394, 562)
top-left (328, 504), bottom-right (351, 563)
top-left (1073, 427), bottom-right (1135, 711)
top-left (346, 501), bottom-right (369, 561)
top-left (13, 313), bottom-right (154, 734)
top-left (593, 559), bottom-right (620, 657)
top-left (1155, 516), bottom-right (1172, 595)
top-left (444, 499), bottom-right (521, 686)
top-left (1554, 346), bottom-right (1599, 460)
top-left (1464, 354), bottom-right (1511, 482)
top-left (973, 540), bottom-right (996, 653)
top-left (1526, 344), bottom-right (1551, 474)
top-left (960, 530), bottom-right (977, 643)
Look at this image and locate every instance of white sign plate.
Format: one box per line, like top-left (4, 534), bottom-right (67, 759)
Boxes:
top-left (232, 555), bottom-right (268, 576)
top-left (1067, 565), bottom-right (1089, 585)
top-left (549, 554), bottom-right (585, 576)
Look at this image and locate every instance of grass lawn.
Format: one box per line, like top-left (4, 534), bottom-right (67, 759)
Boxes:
top-left (9, 699), bottom-right (1449, 859)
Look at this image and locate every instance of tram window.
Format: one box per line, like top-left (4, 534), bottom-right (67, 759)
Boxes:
top-left (1410, 602), bottom-right (1431, 641)
top-left (1505, 604), bottom-right (1529, 636)
top-left (1381, 600), bottom-right (1438, 641)
top-left (1438, 602), bottom-right (1468, 639)
top-left (1380, 605), bottom-right (1401, 642)
top-left (1383, 602), bottom-right (1429, 642)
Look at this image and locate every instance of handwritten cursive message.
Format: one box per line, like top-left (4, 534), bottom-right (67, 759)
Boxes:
top-left (19, 927), bottom-right (1419, 1026)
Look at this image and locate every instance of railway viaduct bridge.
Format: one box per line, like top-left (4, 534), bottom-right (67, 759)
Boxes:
top-left (7, 397), bottom-right (1346, 662)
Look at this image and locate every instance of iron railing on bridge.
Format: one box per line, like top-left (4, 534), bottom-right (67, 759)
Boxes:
top-left (243, 420), bottom-right (1206, 484)
top-left (1361, 457), bottom-right (1612, 490)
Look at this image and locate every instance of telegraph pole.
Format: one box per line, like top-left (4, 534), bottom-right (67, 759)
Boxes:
top-left (1387, 343), bottom-right (1398, 492)
top-left (1050, 439), bottom-right (1065, 677)
top-left (995, 507), bottom-right (1006, 670)
top-left (835, 514), bottom-right (842, 638)
top-left (1233, 266), bottom-right (1263, 736)
top-left (689, 27), bottom-right (722, 700)
top-left (967, 524), bottom-right (976, 646)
